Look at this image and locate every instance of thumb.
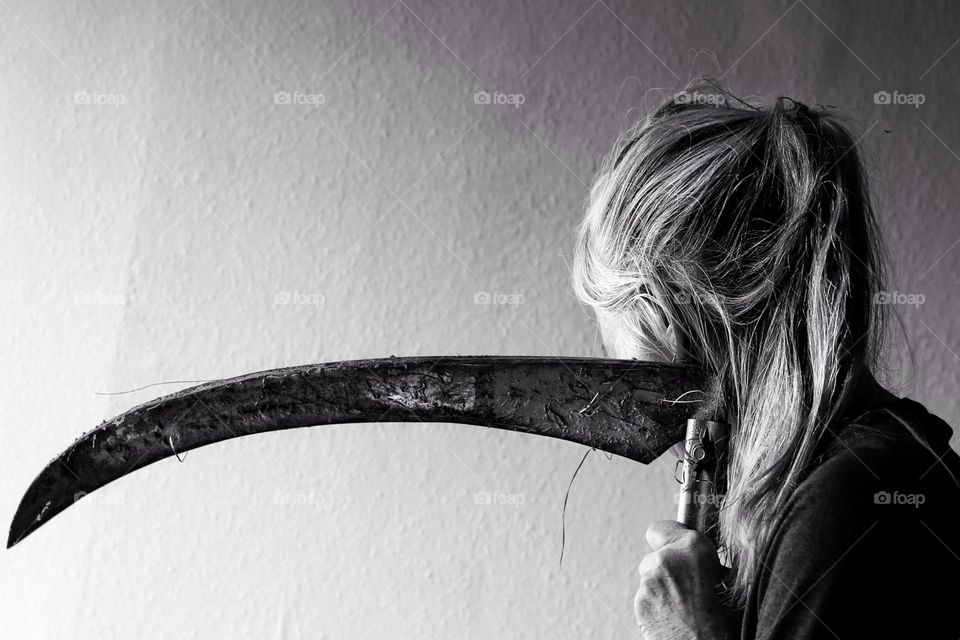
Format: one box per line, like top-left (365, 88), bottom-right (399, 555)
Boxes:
top-left (645, 519), bottom-right (693, 551)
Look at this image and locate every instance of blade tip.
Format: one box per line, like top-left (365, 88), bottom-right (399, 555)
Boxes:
top-left (6, 526), bottom-right (24, 549)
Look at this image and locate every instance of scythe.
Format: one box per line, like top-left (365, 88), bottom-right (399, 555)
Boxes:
top-left (8, 356), bottom-right (727, 549)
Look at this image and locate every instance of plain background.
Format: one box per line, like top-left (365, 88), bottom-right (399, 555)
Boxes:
top-left (2, 1), bottom-right (958, 637)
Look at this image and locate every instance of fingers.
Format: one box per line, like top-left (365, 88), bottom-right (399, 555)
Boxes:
top-left (638, 550), bottom-right (658, 575)
top-left (645, 519), bottom-right (693, 551)
top-left (639, 547), bottom-right (684, 576)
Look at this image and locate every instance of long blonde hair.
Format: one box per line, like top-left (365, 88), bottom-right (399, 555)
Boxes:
top-left (572, 79), bottom-right (888, 606)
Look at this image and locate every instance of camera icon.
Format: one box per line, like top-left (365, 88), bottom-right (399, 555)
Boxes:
top-left (873, 491), bottom-right (891, 505)
top-left (474, 491), bottom-right (491, 505)
top-left (474, 291), bottom-right (491, 304)
top-left (873, 91), bottom-right (891, 105)
top-left (473, 91), bottom-right (491, 105)
top-left (274, 91), bottom-right (291, 105)
top-left (73, 90), bottom-right (91, 105)
top-left (873, 291), bottom-right (890, 304)
top-left (674, 291), bottom-right (692, 304)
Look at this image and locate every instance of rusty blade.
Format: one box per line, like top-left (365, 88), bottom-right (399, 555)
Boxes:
top-left (8, 356), bottom-right (718, 548)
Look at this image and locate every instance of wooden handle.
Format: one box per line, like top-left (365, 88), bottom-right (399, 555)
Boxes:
top-left (676, 419), bottom-right (729, 542)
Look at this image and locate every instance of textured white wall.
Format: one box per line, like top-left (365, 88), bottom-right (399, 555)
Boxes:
top-left (1, 1), bottom-right (958, 637)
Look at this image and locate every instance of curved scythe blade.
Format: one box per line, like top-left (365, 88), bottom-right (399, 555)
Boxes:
top-left (8, 356), bottom-right (718, 548)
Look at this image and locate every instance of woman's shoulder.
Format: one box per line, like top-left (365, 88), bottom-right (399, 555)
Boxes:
top-left (764, 395), bottom-right (960, 578)
top-left (756, 396), bottom-right (960, 574)
top-left (747, 398), bottom-right (960, 637)
top-left (755, 398), bottom-right (960, 574)
top-left (810, 396), bottom-right (957, 480)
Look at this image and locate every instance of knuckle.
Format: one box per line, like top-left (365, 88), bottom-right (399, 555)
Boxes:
top-left (656, 549), bottom-right (680, 572)
top-left (642, 551), bottom-right (663, 571)
top-left (638, 565), bottom-right (666, 593)
top-left (677, 529), bottom-right (700, 548)
top-left (677, 530), bottom-right (714, 558)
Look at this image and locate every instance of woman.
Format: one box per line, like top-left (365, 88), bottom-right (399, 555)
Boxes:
top-left (572, 80), bottom-right (960, 639)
